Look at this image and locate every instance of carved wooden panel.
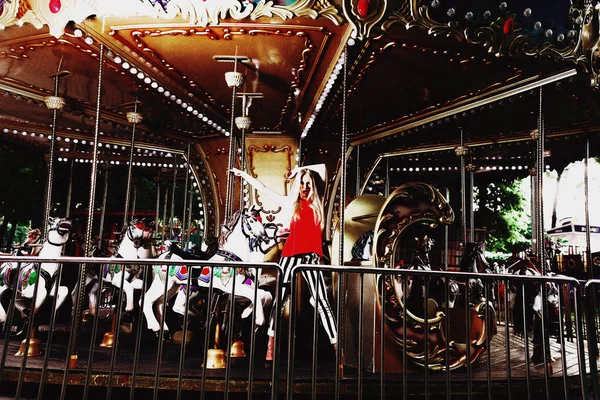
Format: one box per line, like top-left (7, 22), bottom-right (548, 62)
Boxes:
top-left (246, 136), bottom-right (296, 224)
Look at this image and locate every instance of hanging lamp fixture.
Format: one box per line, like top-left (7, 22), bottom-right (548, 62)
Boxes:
top-left (235, 92), bottom-right (264, 131)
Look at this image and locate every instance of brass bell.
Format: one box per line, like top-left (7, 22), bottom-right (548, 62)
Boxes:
top-left (15, 337), bottom-right (41, 357)
top-left (205, 348), bottom-right (227, 369)
top-left (230, 340), bottom-right (246, 358)
top-left (99, 331), bottom-right (115, 348)
top-left (173, 330), bottom-right (195, 345)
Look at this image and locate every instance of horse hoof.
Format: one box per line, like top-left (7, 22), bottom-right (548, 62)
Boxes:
top-left (12, 319), bottom-right (29, 339)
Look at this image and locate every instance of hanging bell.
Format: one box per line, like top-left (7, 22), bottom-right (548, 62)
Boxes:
top-left (225, 71), bottom-right (245, 88)
top-left (205, 348), bottom-right (227, 369)
top-left (230, 339), bottom-right (247, 358)
top-left (126, 111), bottom-right (143, 125)
top-left (44, 95), bottom-right (65, 111)
top-left (15, 337), bottom-right (42, 357)
top-left (99, 331), bottom-right (115, 348)
top-left (235, 116), bottom-right (252, 131)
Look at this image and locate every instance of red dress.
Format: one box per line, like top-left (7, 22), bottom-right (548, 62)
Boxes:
top-left (281, 200), bottom-right (323, 258)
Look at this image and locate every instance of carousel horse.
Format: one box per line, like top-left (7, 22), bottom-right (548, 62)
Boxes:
top-left (0, 218), bottom-right (72, 324)
top-left (505, 256), bottom-right (560, 337)
top-left (72, 218), bottom-right (154, 318)
top-left (142, 206), bottom-right (273, 336)
top-left (351, 230), bottom-right (374, 261)
top-left (395, 236), bottom-right (458, 316)
top-left (452, 241), bottom-right (496, 310)
top-left (0, 228), bottom-right (43, 322)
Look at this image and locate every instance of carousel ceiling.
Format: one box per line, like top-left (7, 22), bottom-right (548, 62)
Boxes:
top-left (0, 0), bottom-right (598, 169)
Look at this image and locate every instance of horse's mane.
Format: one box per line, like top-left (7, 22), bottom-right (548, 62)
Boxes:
top-left (219, 209), bottom-right (242, 248)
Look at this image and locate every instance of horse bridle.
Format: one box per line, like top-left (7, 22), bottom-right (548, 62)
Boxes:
top-left (46, 221), bottom-right (70, 247)
top-left (126, 220), bottom-right (152, 249)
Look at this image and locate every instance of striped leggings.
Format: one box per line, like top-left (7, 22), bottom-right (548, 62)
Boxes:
top-left (267, 253), bottom-right (338, 345)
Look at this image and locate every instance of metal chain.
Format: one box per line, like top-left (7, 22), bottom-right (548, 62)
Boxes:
top-left (122, 101), bottom-right (138, 229)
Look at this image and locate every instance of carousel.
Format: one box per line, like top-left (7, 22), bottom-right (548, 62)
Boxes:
top-left (0, 0), bottom-right (599, 399)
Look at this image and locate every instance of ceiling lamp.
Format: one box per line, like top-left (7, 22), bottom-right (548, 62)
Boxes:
top-left (225, 71), bottom-right (245, 88)
top-left (126, 111), bottom-right (143, 125)
top-left (235, 116), bottom-right (252, 130)
top-left (44, 95), bottom-right (65, 110)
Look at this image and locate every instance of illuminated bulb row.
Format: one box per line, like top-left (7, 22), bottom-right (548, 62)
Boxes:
top-left (111, 56), bottom-right (229, 136)
top-left (389, 165), bottom-right (540, 172)
top-left (301, 53), bottom-right (346, 138)
top-left (56, 158), bottom-right (186, 168)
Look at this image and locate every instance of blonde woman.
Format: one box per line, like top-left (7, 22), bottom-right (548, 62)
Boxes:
top-left (230, 165), bottom-right (337, 360)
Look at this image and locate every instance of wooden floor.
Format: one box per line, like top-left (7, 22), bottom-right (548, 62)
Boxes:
top-left (0, 323), bottom-right (593, 398)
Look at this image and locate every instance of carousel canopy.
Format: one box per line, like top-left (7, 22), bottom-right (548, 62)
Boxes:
top-left (0, 0), bottom-right (599, 231)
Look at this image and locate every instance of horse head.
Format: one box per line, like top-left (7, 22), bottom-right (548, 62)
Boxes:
top-left (127, 217), bottom-right (155, 246)
top-left (460, 242), bottom-right (489, 273)
top-left (414, 235), bottom-right (433, 266)
top-left (241, 205), bottom-right (268, 252)
top-left (47, 217), bottom-right (72, 246)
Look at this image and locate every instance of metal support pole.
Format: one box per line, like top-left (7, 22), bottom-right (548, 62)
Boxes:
top-left (585, 138), bottom-right (592, 279)
top-left (240, 130), bottom-right (247, 209)
top-left (355, 144), bottom-right (360, 198)
top-left (459, 129), bottom-right (467, 245)
top-left (64, 43), bottom-right (104, 374)
top-left (98, 167), bottom-right (109, 249)
top-left (170, 158), bottom-right (177, 240)
top-left (335, 47), bottom-right (348, 399)
top-left (181, 145), bottom-right (191, 241)
top-left (65, 159), bottom-right (74, 218)
top-left (469, 159), bottom-right (475, 243)
top-left (384, 158), bottom-right (390, 198)
top-left (225, 59), bottom-right (239, 221)
top-left (122, 101), bottom-right (139, 229)
top-left (43, 59), bottom-right (63, 236)
top-left (155, 174), bottom-right (161, 239)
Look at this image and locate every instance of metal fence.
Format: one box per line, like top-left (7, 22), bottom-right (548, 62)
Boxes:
top-left (0, 256), bottom-right (599, 399)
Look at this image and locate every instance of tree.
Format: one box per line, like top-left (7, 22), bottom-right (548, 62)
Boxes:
top-left (475, 180), bottom-right (529, 252)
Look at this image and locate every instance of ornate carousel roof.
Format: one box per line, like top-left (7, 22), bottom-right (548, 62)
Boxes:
top-left (0, 0), bottom-right (599, 233)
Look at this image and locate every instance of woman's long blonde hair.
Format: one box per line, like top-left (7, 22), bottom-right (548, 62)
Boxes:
top-left (289, 169), bottom-right (323, 229)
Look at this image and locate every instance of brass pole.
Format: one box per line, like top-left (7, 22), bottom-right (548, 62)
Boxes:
top-left (65, 43), bottom-right (104, 373)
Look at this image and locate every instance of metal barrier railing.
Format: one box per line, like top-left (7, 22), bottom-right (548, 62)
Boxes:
top-left (0, 255), bottom-right (282, 400)
top-left (584, 279), bottom-right (600, 400)
top-left (286, 265), bottom-right (588, 400)
top-left (0, 255), bottom-right (596, 399)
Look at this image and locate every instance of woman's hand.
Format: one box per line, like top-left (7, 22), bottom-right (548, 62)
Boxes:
top-left (230, 168), bottom-right (243, 176)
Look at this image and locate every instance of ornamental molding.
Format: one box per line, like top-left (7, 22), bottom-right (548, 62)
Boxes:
top-left (382, 0), bottom-right (591, 80)
top-left (5, 0), bottom-right (342, 38)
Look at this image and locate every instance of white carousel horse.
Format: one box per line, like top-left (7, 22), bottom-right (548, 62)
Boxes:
top-left (142, 206), bottom-right (273, 335)
top-left (0, 218), bottom-right (72, 323)
top-left (72, 218), bottom-right (154, 316)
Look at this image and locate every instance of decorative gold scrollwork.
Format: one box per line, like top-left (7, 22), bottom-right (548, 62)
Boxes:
top-left (374, 182), bottom-right (495, 370)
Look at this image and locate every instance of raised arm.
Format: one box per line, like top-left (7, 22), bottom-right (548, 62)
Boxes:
top-left (230, 168), bottom-right (286, 204)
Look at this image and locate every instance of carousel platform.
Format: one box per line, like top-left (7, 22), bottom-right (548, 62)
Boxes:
top-left (0, 324), bottom-right (590, 399)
